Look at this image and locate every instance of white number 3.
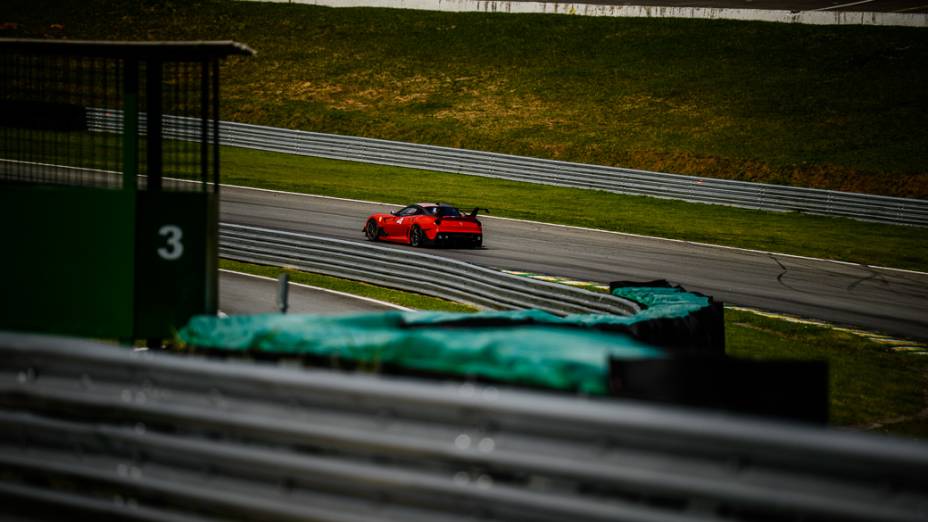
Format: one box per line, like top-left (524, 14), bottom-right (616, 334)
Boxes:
top-left (158, 225), bottom-right (184, 261)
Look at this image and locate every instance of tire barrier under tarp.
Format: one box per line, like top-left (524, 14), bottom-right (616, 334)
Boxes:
top-left (180, 280), bottom-right (825, 421)
top-left (608, 280), bottom-right (726, 353)
top-left (181, 310), bottom-right (663, 395)
top-left (180, 282), bottom-right (723, 396)
top-left (605, 281), bottom-right (826, 422)
top-left (610, 356), bottom-right (829, 424)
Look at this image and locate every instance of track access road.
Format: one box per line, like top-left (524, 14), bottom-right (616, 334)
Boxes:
top-left (220, 186), bottom-right (928, 341)
top-left (219, 270), bottom-right (401, 315)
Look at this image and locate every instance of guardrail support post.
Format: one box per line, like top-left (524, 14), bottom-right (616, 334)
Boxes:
top-left (277, 273), bottom-right (290, 314)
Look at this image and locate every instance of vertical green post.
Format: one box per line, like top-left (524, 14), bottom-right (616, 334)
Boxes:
top-left (207, 58), bottom-right (220, 315)
top-left (146, 59), bottom-right (163, 191)
top-left (121, 59), bottom-right (139, 345)
top-left (123, 60), bottom-right (138, 193)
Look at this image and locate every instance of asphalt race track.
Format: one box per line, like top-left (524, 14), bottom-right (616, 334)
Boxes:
top-left (220, 186), bottom-right (928, 341)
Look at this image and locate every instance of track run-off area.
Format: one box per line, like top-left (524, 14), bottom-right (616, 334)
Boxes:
top-left (219, 185), bottom-right (928, 342)
top-left (218, 269), bottom-right (405, 315)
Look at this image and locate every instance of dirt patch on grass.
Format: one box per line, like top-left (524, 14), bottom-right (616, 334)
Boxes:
top-left (284, 74), bottom-right (442, 111)
top-left (435, 95), bottom-right (565, 126)
top-left (431, 77), bottom-right (572, 131)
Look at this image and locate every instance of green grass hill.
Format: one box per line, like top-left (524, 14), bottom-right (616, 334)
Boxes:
top-left (3, 0), bottom-right (927, 198)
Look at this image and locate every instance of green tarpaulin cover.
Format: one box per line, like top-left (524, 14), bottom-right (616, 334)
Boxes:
top-left (179, 286), bottom-right (712, 394)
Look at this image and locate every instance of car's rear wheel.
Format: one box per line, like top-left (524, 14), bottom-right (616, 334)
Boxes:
top-left (364, 220), bottom-right (379, 241)
top-left (410, 226), bottom-right (425, 247)
top-left (472, 235), bottom-right (483, 249)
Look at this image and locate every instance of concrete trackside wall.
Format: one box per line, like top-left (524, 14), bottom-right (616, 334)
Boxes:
top-left (239, 0), bottom-right (928, 27)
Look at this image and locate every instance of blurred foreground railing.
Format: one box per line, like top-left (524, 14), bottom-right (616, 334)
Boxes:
top-left (2, 332), bottom-right (928, 521)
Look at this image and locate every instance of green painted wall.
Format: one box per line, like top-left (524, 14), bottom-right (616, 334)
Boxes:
top-left (0, 186), bottom-right (217, 340)
top-left (0, 186), bottom-right (136, 338)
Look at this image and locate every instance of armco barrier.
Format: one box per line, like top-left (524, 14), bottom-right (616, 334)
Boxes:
top-left (2, 332), bottom-right (928, 521)
top-left (219, 225), bottom-right (734, 357)
top-left (219, 222), bottom-right (642, 316)
top-left (87, 109), bottom-right (928, 227)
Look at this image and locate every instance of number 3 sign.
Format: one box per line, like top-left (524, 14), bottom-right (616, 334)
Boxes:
top-left (157, 225), bottom-right (184, 260)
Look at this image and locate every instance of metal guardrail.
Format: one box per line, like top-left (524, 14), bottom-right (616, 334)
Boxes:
top-left (3, 332), bottom-right (928, 521)
top-left (220, 223), bottom-right (641, 316)
top-left (87, 109), bottom-right (928, 227)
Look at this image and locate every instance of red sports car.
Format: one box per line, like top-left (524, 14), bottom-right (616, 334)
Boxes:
top-left (363, 203), bottom-right (485, 248)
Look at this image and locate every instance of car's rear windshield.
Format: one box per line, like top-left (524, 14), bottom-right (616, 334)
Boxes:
top-left (427, 206), bottom-right (462, 217)
top-left (439, 206), bottom-right (463, 217)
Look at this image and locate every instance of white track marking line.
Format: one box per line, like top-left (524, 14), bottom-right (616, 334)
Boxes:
top-left (220, 269), bottom-right (413, 311)
top-left (220, 184), bottom-right (928, 277)
top-left (814, 0), bottom-right (874, 10)
top-left (728, 305), bottom-right (927, 348)
top-left (484, 215), bottom-right (928, 276)
top-left (503, 269), bottom-right (926, 345)
top-left (896, 4), bottom-right (928, 11)
top-left (223, 182), bottom-right (399, 207)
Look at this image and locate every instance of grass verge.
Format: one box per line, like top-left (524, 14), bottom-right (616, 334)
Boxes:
top-left (726, 308), bottom-right (928, 439)
top-left (220, 258), bottom-right (477, 313)
top-left (223, 147), bottom-right (928, 272)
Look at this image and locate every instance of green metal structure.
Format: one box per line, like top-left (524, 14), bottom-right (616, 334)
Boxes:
top-left (0, 39), bottom-right (253, 342)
